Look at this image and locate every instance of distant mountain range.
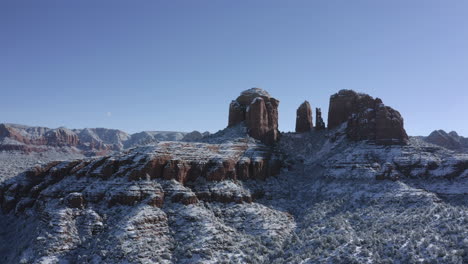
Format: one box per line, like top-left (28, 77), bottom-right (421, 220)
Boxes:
top-left (3, 122), bottom-right (468, 155)
top-left (422, 129), bottom-right (468, 152)
top-left (0, 123), bottom-right (209, 156)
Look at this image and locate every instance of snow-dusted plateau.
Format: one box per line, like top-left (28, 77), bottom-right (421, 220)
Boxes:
top-left (0, 89), bottom-right (467, 264)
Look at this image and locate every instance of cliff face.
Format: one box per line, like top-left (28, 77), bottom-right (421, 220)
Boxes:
top-left (327, 89), bottom-right (359, 129)
top-left (45, 128), bottom-right (80, 147)
top-left (328, 90), bottom-right (408, 145)
top-left (1, 140), bottom-right (282, 214)
top-left (0, 137), bottom-right (290, 263)
top-left (295, 101), bottom-right (313, 133)
top-left (228, 88), bottom-right (280, 145)
top-left (315, 108), bottom-right (326, 130)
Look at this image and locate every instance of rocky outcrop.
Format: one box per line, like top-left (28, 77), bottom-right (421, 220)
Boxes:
top-left (0, 124), bottom-right (27, 144)
top-left (0, 124), bottom-right (79, 148)
top-left (327, 90), bottom-right (358, 129)
top-left (45, 128), bottom-right (79, 146)
top-left (0, 133), bottom-right (294, 264)
top-left (181, 130), bottom-right (210, 142)
top-left (295, 101), bottom-right (313, 133)
top-left (315, 108), bottom-right (326, 130)
top-left (77, 128), bottom-right (129, 151)
top-left (0, 140), bottom-right (282, 214)
top-left (327, 90), bottom-right (408, 145)
top-left (228, 88), bottom-right (280, 144)
top-left (372, 103), bottom-right (408, 145)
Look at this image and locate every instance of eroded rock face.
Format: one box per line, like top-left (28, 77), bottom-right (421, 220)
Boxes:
top-left (228, 88), bottom-right (279, 144)
top-left (0, 139), bottom-right (291, 263)
top-left (295, 101), bottom-right (313, 133)
top-left (315, 108), bottom-right (326, 130)
top-left (45, 128), bottom-right (80, 147)
top-left (0, 124), bottom-right (80, 151)
top-left (0, 140), bottom-right (282, 214)
top-left (373, 103), bottom-right (408, 145)
top-left (0, 124), bottom-right (24, 143)
top-left (327, 90), bottom-right (359, 129)
top-left (327, 90), bottom-right (408, 145)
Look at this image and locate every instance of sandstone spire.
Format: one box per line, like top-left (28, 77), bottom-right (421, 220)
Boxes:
top-left (295, 101), bottom-right (313, 133)
top-left (315, 108), bottom-right (326, 130)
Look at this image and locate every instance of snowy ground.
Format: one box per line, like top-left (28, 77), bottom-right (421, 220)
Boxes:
top-left (257, 130), bottom-right (468, 263)
top-left (0, 150), bottom-right (85, 183)
top-left (0, 126), bottom-right (467, 263)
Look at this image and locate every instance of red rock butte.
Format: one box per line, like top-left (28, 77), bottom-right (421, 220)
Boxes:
top-left (327, 90), bottom-right (408, 145)
top-left (228, 88), bottom-right (408, 145)
top-left (228, 88), bottom-right (280, 145)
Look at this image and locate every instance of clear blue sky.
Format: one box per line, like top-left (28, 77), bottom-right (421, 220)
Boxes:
top-left (1, 1), bottom-right (467, 136)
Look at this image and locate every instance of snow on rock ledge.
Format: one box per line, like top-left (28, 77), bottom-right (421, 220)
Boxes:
top-left (0, 140), bottom-right (282, 214)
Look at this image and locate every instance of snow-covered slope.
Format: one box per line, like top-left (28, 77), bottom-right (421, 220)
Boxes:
top-left (0, 126), bottom-right (467, 263)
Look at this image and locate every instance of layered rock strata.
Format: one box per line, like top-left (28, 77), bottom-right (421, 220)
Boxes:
top-left (0, 140), bottom-right (282, 214)
top-left (0, 139), bottom-right (290, 263)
